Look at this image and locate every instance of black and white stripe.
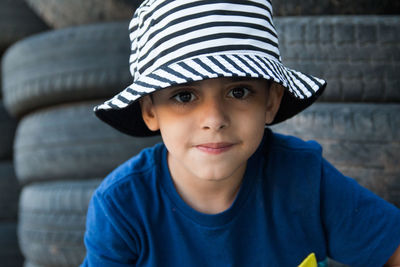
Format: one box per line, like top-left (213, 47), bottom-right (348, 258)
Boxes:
top-left (95, 0), bottom-right (326, 136)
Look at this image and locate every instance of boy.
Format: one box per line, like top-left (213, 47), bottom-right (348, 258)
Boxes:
top-left (82, 0), bottom-right (400, 266)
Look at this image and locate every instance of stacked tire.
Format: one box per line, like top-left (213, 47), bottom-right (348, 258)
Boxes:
top-left (24, 0), bottom-right (142, 28)
top-left (2, 2), bottom-right (161, 266)
top-left (273, 16), bottom-right (400, 206)
top-left (0, 0), bottom-right (49, 266)
top-left (272, 5), bottom-right (400, 267)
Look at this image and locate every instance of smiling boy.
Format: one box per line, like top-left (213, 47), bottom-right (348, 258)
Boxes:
top-left (140, 78), bottom-right (282, 214)
top-left (82, 0), bottom-right (400, 266)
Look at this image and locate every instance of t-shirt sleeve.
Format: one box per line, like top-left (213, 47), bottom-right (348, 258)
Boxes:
top-left (320, 158), bottom-right (400, 267)
top-left (81, 190), bottom-right (138, 267)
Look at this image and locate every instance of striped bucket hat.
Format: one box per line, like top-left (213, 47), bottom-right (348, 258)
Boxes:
top-left (95, 0), bottom-right (327, 137)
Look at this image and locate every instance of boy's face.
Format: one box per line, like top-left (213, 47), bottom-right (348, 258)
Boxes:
top-left (140, 77), bottom-right (283, 183)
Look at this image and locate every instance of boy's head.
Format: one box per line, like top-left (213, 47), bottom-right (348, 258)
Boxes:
top-left (139, 77), bottom-right (283, 180)
top-left (94, 0), bottom-right (326, 137)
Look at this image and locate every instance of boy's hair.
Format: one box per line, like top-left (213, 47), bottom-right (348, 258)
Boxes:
top-left (94, 0), bottom-right (326, 137)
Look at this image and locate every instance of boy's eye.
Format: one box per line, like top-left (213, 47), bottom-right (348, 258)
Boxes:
top-left (228, 87), bottom-right (251, 99)
top-left (173, 91), bottom-right (196, 103)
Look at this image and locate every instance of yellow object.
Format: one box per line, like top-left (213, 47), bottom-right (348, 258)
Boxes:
top-left (298, 253), bottom-right (317, 267)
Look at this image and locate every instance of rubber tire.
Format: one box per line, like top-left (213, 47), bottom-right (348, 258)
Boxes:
top-left (18, 179), bottom-right (101, 267)
top-left (271, 103), bottom-right (400, 207)
top-left (14, 100), bottom-right (161, 184)
top-left (0, 0), bottom-right (48, 52)
top-left (0, 222), bottom-right (24, 267)
top-left (2, 22), bottom-right (131, 117)
top-left (275, 16), bottom-right (400, 102)
top-left (25, 0), bottom-right (141, 28)
top-left (0, 161), bottom-right (20, 220)
top-left (272, 0), bottom-right (400, 16)
top-left (0, 102), bottom-right (17, 160)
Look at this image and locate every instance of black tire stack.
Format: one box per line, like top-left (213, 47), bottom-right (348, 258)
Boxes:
top-left (0, 0), bottom-right (49, 266)
top-left (272, 2), bottom-right (400, 266)
top-left (2, 1), bottom-right (160, 266)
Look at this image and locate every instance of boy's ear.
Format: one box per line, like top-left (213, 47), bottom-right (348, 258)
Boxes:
top-left (139, 95), bottom-right (160, 131)
top-left (265, 82), bottom-right (284, 124)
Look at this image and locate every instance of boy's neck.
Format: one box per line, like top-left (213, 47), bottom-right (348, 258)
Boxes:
top-left (167, 153), bottom-right (247, 215)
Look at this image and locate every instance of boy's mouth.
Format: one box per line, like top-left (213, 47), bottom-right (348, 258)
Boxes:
top-left (195, 143), bottom-right (234, 155)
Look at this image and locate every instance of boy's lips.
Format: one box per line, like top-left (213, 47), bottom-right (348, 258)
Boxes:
top-left (195, 142), bottom-right (234, 154)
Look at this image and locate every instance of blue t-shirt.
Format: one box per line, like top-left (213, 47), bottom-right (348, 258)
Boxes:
top-left (82, 129), bottom-right (400, 266)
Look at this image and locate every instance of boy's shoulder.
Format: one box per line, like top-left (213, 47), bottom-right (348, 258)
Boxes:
top-left (264, 130), bottom-right (325, 185)
top-left (265, 130), bottom-right (325, 180)
top-left (95, 142), bottom-right (164, 196)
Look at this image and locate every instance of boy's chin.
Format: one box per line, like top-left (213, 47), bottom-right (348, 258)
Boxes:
top-left (189, 163), bottom-right (247, 183)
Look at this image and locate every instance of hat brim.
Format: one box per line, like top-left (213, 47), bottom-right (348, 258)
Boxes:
top-left (94, 53), bottom-right (326, 137)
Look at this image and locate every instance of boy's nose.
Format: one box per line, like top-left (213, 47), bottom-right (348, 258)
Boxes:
top-left (200, 99), bottom-right (230, 131)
